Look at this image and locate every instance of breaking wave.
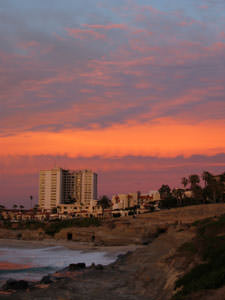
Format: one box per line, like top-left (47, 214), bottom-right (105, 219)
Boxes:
top-left (0, 245), bottom-right (117, 281)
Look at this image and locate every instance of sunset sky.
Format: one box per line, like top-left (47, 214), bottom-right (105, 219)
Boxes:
top-left (0, 0), bottom-right (225, 208)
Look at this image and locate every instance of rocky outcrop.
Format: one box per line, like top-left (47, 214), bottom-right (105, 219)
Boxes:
top-left (67, 263), bottom-right (86, 271)
top-left (2, 279), bottom-right (29, 291)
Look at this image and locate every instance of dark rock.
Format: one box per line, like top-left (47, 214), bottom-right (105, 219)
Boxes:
top-left (88, 263), bottom-right (104, 270)
top-left (117, 251), bottom-right (132, 261)
top-left (40, 275), bottom-right (53, 284)
top-left (2, 279), bottom-right (29, 290)
top-left (68, 263), bottom-right (86, 271)
top-left (142, 239), bottom-right (150, 245)
top-left (54, 276), bottom-right (66, 280)
top-left (95, 264), bottom-right (104, 270)
top-left (117, 254), bottom-right (125, 260)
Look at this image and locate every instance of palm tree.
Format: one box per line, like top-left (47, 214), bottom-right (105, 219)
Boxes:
top-left (13, 204), bottom-right (18, 209)
top-left (172, 188), bottom-right (184, 206)
top-left (19, 205), bottom-right (24, 211)
top-left (158, 184), bottom-right (171, 200)
top-left (201, 171), bottom-right (225, 203)
top-left (188, 174), bottom-right (202, 203)
top-left (181, 177), bottom-right (188, 189)
top-left (98, 195), bottom-right (111, 217)
top-left (220, 172), bottom-right (225, 183)
top-left (202, 171), bottom-right (213, 187)
top-left (202, 171), bottom-right (213, 202)
top-left (188, 174), bottom-right (200, 188)
top-left (216, 181), bottom-right (225, 202)
top-left (30, 195), bottom-right (33, 209)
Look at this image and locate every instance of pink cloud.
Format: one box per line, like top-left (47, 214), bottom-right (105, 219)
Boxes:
top-left (66, 28), bottom-right (106, 40)
top-left (83, 23), bottom-right (127, 30)
top-left (17, 40), bottom-right (40, 49)
top-left (180, 20), bottom-right (197, 27)
top-left (80, 89), bottom-right (95, 94)
top-left (135, 82), bottom-right (151, 89)
top-left (220, 32), bottom-right (225, 39)
top-left (199, 5), bottom-right (209, 9)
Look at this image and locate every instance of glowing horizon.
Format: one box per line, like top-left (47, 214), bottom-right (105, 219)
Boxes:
top-left (1, 118), bottom-right (225, 158)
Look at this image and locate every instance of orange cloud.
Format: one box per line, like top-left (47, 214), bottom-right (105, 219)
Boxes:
top-left (0, 118), bottom-right (224, 158)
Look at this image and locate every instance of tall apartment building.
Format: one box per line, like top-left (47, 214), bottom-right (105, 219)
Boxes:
top-left (39, 168), bottom-right (62, 210)
top-left (75, 170), bottom-right (98, 206)
top-left (39, 168), bottom-right (97, 210)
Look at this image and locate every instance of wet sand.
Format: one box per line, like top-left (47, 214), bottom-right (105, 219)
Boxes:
top-left (0, 262), bottom-right (31, 271)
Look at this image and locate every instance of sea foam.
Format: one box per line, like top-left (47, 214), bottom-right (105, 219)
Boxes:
top-left (0, 245), bottom-right (117, 281)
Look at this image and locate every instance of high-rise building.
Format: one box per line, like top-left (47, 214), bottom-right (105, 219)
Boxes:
top-left (75, 170), bottom-right (98, 206)
top-left (39, 168), bottom-right (97, 210)
top-left (39, 168), bottom-right (62, 210)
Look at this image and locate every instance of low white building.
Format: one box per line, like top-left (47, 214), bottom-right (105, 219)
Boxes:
top-left (57, 199), bottom-right (104, 218)
top-left (111, 192), bottom-right (139, 210)
top-left (112, 191), bottom-right (161, 213)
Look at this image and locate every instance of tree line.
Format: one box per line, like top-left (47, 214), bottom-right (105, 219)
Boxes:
top-left (158, 171), bottom-right (225, 209)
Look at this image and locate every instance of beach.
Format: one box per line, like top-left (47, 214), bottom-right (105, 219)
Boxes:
top-left (0, 239), bottom-right (140, 283)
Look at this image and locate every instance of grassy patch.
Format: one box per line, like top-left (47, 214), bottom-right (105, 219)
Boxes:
top-left (192, 217), bottom-right (213, 227)
top-left (172, 214), bottom-right (225, 299)
top-left (44, 218), bottom-right (101, 236)
top-left (1, 218), bottom-right (102, 236)
top-left (178, 242), bottom-right (197, 255)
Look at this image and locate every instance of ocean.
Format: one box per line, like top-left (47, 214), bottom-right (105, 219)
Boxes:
top-left (0, 243), bottom-right (120, 283)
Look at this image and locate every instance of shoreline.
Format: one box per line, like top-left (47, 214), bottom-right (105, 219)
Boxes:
top-left (0, 238), bottom-right (142, 287)
top-left (0, 238), bottom-right (142, 255)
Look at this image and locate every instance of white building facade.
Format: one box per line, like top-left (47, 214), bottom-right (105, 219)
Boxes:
top-left (111, 191), bottom-right (161, 213)
top-left (111, 192), bottom-right (139, 210)
top-left (39, 168), bottom-right (97, 210)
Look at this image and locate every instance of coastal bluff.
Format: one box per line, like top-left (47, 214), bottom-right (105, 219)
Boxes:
top-left (1, 204), bottom-right (225, 299)
top-left (1, 226), bottom-right (193, 300)
top-left (1, 204), bottom-right (225, 245)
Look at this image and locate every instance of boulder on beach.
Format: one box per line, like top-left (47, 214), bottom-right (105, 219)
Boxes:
top-left (2, 279), bottom-right (29, 290)
top-left (40, 275), bottom-right (53, 284)
top-left (68, 263), bottom-right (86, 271)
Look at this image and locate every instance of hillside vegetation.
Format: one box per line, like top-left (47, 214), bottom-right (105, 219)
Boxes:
top-left (1, 217), bottom-right (101, 236)
top-left (172, 214), bottom-right (225, 299)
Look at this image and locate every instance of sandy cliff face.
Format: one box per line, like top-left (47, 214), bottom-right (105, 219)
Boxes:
top-left (0, 228), bottom-right (46, 240)
top-left (54, 220), bottom-right (167, 246)
top-left (1, 204), bottom-right (225, 246)
top-left (54, 203), bottom-right (225, 245)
